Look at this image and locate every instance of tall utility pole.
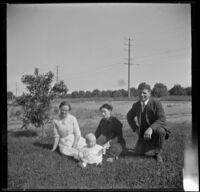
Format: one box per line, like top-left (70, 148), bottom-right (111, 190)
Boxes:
top-left (15, 82), bottom-right (18, 97)
top-left (56, 65), bottom-right (59, 82)
top-left (124, 38), bottom-right (139, 98)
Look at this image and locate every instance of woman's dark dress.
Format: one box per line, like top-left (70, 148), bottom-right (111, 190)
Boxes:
top-left (95, 116), bottom-right (126, 158)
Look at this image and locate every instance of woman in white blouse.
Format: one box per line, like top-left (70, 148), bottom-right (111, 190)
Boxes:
top-left (51, 101), bottom-right (86, 156)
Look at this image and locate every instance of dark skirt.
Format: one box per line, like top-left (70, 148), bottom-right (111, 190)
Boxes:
top-left (105, 143), bottom-right (123, 158)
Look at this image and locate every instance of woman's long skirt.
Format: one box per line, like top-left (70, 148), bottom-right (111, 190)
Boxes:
top-left (59, 134), bottom-right (86, 156)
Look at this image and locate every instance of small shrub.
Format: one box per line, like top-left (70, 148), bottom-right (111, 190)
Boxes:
top-left (17, 68), bottom-right (56, 137)
top-left (15, 110), bottom-right (22, 120)
top-left (9, 109), bottom-right (16, 119)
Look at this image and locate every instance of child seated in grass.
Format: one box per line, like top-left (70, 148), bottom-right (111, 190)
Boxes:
top-left (74, 133), bottom-right (110, 168)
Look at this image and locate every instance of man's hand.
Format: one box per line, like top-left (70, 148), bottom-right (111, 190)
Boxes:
top-left (144, 127), bottom-right (153, 140)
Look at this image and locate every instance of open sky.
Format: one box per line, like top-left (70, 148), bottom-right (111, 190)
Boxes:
top-left (7, 3), bottom-right (191, 95)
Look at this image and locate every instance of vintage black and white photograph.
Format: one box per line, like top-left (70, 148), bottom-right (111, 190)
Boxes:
top-left (6, 3), bottom-right (198, 191)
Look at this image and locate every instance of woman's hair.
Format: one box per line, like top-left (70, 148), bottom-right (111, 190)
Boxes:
top-left (99, 103), bottom-right (113, 111)
top-left (59, 101), bottom-right (71, 111)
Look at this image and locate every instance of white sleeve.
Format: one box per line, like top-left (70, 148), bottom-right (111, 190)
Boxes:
top-left (53, 120), bottom-right (59, 138)
top-left (72, 116), bottom-right (81, 136)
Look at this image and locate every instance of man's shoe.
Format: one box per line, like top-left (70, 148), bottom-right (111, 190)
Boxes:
top-left (155, 154), bottom-right (163, 163)
top-left (130, 147), bottom-right (144, 155)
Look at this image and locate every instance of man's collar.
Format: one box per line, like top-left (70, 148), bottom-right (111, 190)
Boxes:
top-left (140, 98), bottom-right (150, 106)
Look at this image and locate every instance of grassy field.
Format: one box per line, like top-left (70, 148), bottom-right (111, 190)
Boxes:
top-left (6, 99), bottom-right (192, 190)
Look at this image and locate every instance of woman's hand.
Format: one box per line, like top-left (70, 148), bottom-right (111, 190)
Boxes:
top-left (51, 136), bottom-right (59, 152)
top-left (73, 153), bottom-right (80, 160)
top-left (72, 134), bottom-right (80, 149)
top-left (50, 147), bottom-right (56, 152)
top-left (103, 141), bottom-right (110, 149)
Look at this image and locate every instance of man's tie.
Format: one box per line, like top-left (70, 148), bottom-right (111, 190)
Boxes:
top-left (141, 102), bottom-right (145, 112)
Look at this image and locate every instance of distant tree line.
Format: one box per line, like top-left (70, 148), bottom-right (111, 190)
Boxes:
top-left (65, 83), bottom-right (191, 98)
top-left (7, 82), bottom-right (191, 101)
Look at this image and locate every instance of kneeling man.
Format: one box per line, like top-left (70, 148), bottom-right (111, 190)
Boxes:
top-left (127, 83), bottom-right (170, 163)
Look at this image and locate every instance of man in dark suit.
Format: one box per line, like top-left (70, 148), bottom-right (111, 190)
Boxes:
top-left (127, 83), bottom-right (170, 163)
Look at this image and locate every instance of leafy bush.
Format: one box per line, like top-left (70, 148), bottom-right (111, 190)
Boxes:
top-left (169, 84), bottom-right (186, 96)
top-left (16, 68), bottom-right (56, 136)
top-left (185, 86), bottom-right (191, 96)
top-left (130, 87), bottom-right (138, 97)
top-left (52, 107), bottom-right (59, 116)
top-left (52, 80), bottom-right (68, 97)
top-left (9, 108), bottom-right (16, 119)
top-left (152, 83), bottom-right (168, 97)
top-left (7, 91), bottom-right (15, 101)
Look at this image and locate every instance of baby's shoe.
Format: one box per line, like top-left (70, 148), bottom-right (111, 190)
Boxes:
top-left (79, 162), bottom-right (87, 168)
top-left (106, 157), bottom-right (114, 163)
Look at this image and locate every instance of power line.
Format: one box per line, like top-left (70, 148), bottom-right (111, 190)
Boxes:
top-left (134, 47), bottom-right (191, 63)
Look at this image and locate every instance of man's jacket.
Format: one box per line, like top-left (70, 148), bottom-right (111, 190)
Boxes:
top-left (127, 98), bottom-right (169, 134)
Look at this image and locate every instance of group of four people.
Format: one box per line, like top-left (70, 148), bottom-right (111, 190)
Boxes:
top-left (51, 83), bottom-right (170, 166)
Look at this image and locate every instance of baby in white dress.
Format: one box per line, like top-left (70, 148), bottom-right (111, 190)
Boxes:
top-left (74, 133), bottom-right (110, 168)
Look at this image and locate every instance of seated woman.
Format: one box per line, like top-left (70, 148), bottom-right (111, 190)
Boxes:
top-left (51, 101), bottom-right (86, 156)
top-left (95, 103), bottom-right (126, 163)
